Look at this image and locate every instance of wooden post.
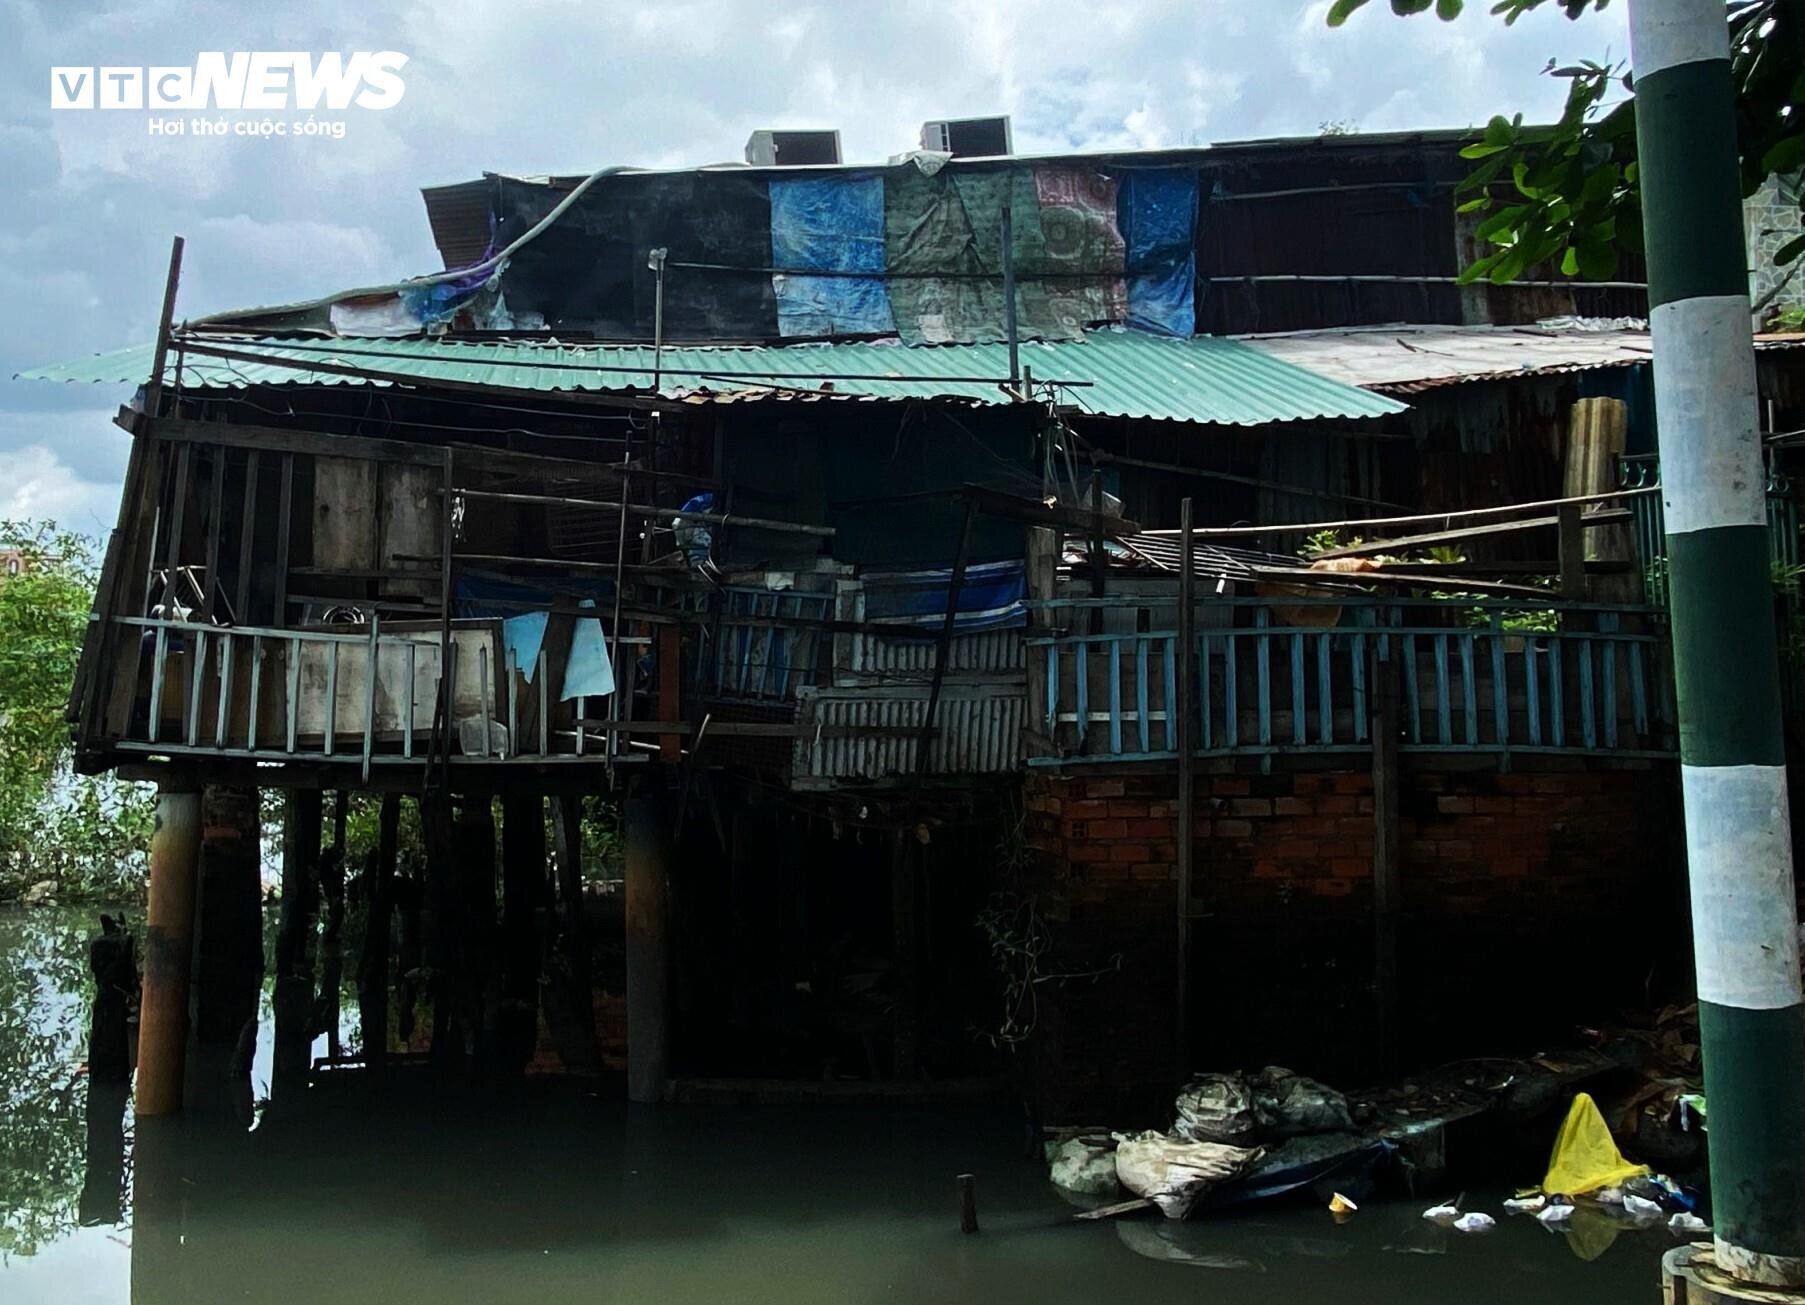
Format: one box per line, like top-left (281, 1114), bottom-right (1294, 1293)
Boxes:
top-left (1175, 498), bottom-right (1195, 1074)
top-left (1557, 502), bottom-right (1587, 601)
top-left (454, 797), bottom-right (499, 1067)
top-left (1025, 526), bottom-right (1057, 757)
top-left (88, 915), bottom-right (138, 1083)
top-left (958, 1173), bottom-right (980, 1234)
top-left (657, 624), bottom-right (683, 762)
top-left (136, 780), bottom-right (201, 1117)
top-left (1371, 641), bottom-right (1402, 1073)
top-left (143, 235), bottom-right (185, 419)
top-left (358, 793), bottom-right (400, 1069)
top-left (315, 826), bottom-right (347, 1060)
top-left (546, 795), bottom-right (601, 1070)
top-left (499, 792), bottom-right (547, 1071)
top-left (273, 789), bottom-right (321, 1091)
top-left (625, 790), bottom-right (672, 1103)
top-left (890, 826), bottom-right (920, 1079)
top-left (420, 791), bottom-right (459, 1069)
top-left (193, 785), bottom-right (262, 1048)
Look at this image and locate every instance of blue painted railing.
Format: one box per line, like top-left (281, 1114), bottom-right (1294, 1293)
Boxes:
top-left (706, 585), bottom-right (834, 702)
top-left (1026, 596), bottom-right (1674, 767)
top-left (1619, 454), bottom-right (1799, 608)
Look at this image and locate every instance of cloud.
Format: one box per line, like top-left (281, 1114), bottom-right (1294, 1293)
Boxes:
top-left (1, 0), bottom-right (1633, 528)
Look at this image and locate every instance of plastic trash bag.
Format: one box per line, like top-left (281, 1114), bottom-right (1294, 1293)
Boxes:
top-left (1669, 1212), bottom-right (1710, 1234)
top-left (1173, 1075), bottom-right (1260, 1145)
top-left (1536, 1201), bottom-right (1575, 1227)
top-left (1251, 1066), bottom-right (1355, 1137)
top-left (1542, 1093), bottom-right (1650, 1197)
top-left (1422, 1201), bottom-right (1461, 1224)
top-left (1048, 1136), bottom-right (1121, 1197)
top-left (1453, 1212), bottom-right (1496, 1233)
top-left (1114, 1131), bottom-right (1264, 1220)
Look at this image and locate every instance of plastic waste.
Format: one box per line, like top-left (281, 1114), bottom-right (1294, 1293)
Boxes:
top-left (1594, 1186), bottom-right (1625, 1206)
top-left (1251, 1066), bottom-right (1356, 1137)
top-left (1669, 1212), bottom-right (1710, 1234)
top-left (1453, 1212), bottom-right (1496, 1233)
top-left (1328, 1192), bottom-right (1358, 1216)
top-left (1048, 1136), bottom-right (1121, 1197)
top-left (1422, 1201), bottom-right (1462, 1224)
top-left (1114, 1131), bottom-right (1264, 1220)
top-left (1542, 1093), bottom-right (1650, 1197)
top-left (1503, 1195), bottom-right (1547, 1213)
top-left (1536, 1201), bottom-right (1575, 1227)
top-left (1622, 1193), bottom-right (1666, 1222)
top-left (1173, 1075), bottom-right (1260, 1146)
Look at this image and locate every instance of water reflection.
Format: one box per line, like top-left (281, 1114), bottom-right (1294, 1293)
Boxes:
top-left (1, 907), bottom-right (1684, 1305)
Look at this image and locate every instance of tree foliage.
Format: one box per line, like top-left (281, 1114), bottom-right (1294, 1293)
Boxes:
top-left (1326, 0), bottom-right (1805, 297)
top-left (0, 522), bottom-right (154, 903)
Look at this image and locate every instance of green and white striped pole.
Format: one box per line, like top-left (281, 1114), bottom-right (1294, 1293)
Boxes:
top-left (1630, 0), bottom-right (1805, 1285)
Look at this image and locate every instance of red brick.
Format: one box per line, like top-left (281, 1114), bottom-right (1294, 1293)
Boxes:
top-left (1069, 844), bottom-right (1113, 863)
top-left (1086, 779), bottom-right (1126, 799)
top-left (1275, 838), bottom-right (1319, 860)
top-left (1212, 819), bottom-right (1252, 838)
top-left (1132, 864), bottom-right (1174, 881)
top-left (1436, 796), bottom-right (1475, 815)
top-left (1211, 777), bottom-right (1251, 796)
top-left (1229, 798), bottom-right (1273, 817)
top-left (1085, 819), bottom-right (1128, 840)
top-left (1252, 859), bottom-right (1290, 879)
top-left (1110, 843), bottom-right (1151, 863)
top-left (1332, 774), bottom-right (1373, 794)
top-left (1473, 796), bottom-right (1513, 815)
top-left (1316, 796), bottom-right (1356, 815)
top-left (1273, 797), bottom-right (1313, 816)
top-left (1109, 800), bottom-right (1154, 818)
top-left (1313, 878), bottom-right (1355, 896)
top-left (1126, 819), bottom-right (1172, 839)
top-left (1066, 799), bottom-right (1111, 817)
top-left (1331, 857), bottom-right (1370, 878)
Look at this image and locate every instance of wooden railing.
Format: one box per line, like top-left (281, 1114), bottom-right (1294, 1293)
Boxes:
top-left (1026, 595), bottom-right (1675, 767)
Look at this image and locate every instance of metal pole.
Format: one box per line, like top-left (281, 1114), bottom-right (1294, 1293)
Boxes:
top-left (1001, 205), bottom-right (1019, 386)
top-left (1629, 0), bottom-right (1805, 1286)
top-left (648, 247), bottom-right (668, 394)
top-left (143, 236), bottom-right (185, 419)
top-left (1174, 498), bottom-right (1194, 1073)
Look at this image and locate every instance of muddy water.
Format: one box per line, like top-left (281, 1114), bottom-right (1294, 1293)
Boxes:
top-left (1, 908), bottom-right (1676, 1304)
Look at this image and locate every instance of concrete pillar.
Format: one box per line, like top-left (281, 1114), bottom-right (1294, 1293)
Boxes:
top-left (136, 781), bottom-right (201, 1117)
top-left (625, 792), bottom-right (672, 1103)
top-left (1629, 0), bottom-right (1805, 1284)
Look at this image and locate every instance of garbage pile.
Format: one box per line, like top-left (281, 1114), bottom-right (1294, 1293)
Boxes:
top-left (1415, 1092), bottom-right (1708, 1241)
top-left (1047, 1066), bottom-right (1366, 1219)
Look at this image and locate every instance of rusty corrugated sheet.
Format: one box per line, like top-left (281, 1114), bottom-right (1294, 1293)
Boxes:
top-left (420, 179), bottom-right (496, 270)
top-left (791, 684), bottom-right (1024, 785)
top-left (840, 629), bottom-right (1024, 682)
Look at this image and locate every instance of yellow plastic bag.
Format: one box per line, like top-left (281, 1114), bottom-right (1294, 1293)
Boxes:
top-left (1542, 1092), bottom-right (1649, 1197)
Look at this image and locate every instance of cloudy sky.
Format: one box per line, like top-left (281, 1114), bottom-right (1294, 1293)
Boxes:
top-left (0, 0), bottom-right (1630, 534)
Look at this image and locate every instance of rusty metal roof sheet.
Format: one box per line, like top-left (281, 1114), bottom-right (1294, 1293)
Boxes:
top-left (1238, 323), bottom-right (1805, 394)
top-left (17, 329), bottom-right (1407, 427)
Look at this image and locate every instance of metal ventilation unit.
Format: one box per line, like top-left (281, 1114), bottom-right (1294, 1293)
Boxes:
top-left (919, 116), bottom-right (1013, 158)
top-left (744, 129), bottom-right (843, 166)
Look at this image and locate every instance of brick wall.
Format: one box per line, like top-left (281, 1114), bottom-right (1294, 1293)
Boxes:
top-left (1020, 760), bottom-right (1686, 1123)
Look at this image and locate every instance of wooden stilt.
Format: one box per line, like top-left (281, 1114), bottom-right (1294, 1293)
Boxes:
top-left (136, 781), bottom-right (201, 1117)
top-left (499, 792), bottom-right (547, 1071)
top-left (88, 915), bottom-right (138, 1084)
top-left (358, 793), bottom-right (400, 1069)
top-left (626, 790), bottom-right (672, 1103)
top-left (420, 790), bottom-right (459, 1070)
top-left (315, 799), bottom-right (347, 1059)
top-left (890, 826), bottom-right (921, 1080)
top-left (273, 789), bottom-right (321, 1092)
top-left (546, 795), bottom-right (601, 1070)
top-left (1371, 641), bottom-right (1403, 1072)
top-left (193, 785), bottom-right (262, 1048)
top-left (454, 797), bottom-right (498, 1067)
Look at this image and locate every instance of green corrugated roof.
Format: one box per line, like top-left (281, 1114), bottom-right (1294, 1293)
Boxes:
top-left (17, 329), bottom-right (1405, 426)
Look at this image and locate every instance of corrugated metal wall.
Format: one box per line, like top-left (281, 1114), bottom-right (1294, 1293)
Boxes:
top-left (791, 685), bottom-right (1025, 785)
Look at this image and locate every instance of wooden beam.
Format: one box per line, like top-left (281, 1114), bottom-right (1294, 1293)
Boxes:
top-left (148, 415), bottom-right (443, 467)
top-left (1174, 497), bottom-right (1195, 1075)
top-left (1308, 509), bottom-right (1630, 561)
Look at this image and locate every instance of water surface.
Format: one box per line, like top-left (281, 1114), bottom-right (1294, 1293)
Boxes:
top-left (0, 907), bottom-right (1677, 1304)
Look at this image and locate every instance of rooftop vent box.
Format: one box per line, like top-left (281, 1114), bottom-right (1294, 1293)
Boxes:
top-left (745, 129), bottom-right (843, 166)
top-left (920, 116), bottom-right (1013, 158)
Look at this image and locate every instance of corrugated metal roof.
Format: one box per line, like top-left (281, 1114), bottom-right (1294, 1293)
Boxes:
top-left (1240, 324), bottom-right (1805, 393)
top-left (16, 329), bottom-right (1407, 426)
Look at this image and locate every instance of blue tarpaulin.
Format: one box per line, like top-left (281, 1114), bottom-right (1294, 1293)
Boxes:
top-left (1120, 169), bottom-right (1197, 337)
top-left (859, 560), bottom-right (1027, 636)
top-left (770, 175), bottom-right (895, 337)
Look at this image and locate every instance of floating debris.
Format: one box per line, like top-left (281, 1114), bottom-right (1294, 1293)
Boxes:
top-left (1453, 1212), bottom-right (1496, 1234)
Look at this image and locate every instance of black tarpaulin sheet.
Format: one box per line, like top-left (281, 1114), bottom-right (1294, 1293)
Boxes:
top-left (493, 173), bottom-right (777, 340)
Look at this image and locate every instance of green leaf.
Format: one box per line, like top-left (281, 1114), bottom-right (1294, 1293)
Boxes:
top-left (1456, 196), bottom-right (1493, 213)
top-left (1460, 141), bottom-right (1510, 159)
top-left (1777, 232), bottom-right (1805, 268)
top-left (1436, 0), bottom-right (1464, 16)
top-left (1560, 247), bottom-right (1581, 276)
top-left (1762, 135), bottom-right (1805, 177)
top-left (1473, 203), bottom-right (1529, 243)
top-left (1576, 240), bottom-right (1619, 280)
top-left (1325, 0), bottom-right (1370, 25)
